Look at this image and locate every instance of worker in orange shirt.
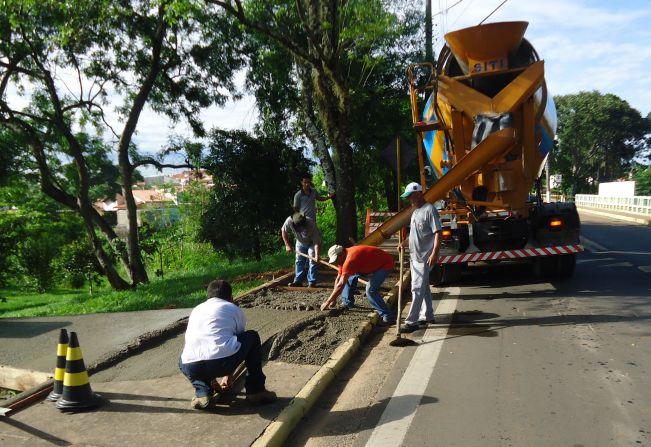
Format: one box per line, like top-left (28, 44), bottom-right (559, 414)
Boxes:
top-left (320, 245), bottom-right (395, 326)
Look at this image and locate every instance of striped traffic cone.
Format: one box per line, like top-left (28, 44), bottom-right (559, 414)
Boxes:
top-left (56, 331), bottom-right (101, 412)
top-left (46, 329), bottom-right (68, 401)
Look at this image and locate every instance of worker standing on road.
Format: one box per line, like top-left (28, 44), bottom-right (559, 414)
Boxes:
top-left (320, 245), bottom-right (395, 326)
top-left (282, 212), bottom-right (322, 288)
top-left (293, 174), bottom-right (335, 222)
top-left (398, 182), bottom-right (442, 333)
top-left (179, 280), bottom-right (276, 410)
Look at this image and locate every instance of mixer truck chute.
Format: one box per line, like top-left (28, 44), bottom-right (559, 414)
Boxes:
top-left (360, 21), bottom-right (582, 281)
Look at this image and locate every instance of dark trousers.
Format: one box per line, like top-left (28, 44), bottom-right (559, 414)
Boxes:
top-left (178, 330), bottom-right (266, 398)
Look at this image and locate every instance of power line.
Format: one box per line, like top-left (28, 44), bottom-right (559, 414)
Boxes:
top-left (451, 0), bottom-right (476, 28)
top-left (433, 0), bottom-right (464, 18)
top-left (479, 0), bottom-right (509, 25)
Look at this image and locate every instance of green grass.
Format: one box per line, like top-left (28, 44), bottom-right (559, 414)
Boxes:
top-left (0, 251), bottom-right (293, 318)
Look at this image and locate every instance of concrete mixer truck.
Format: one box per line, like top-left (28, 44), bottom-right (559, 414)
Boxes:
top-left (361, 21), bottom-right (583, 282)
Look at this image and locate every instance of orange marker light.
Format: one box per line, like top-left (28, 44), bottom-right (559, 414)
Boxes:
top-left (549, 218), bottom-right (563, 229)
top-left (441, 228), bottom-right (453, 240)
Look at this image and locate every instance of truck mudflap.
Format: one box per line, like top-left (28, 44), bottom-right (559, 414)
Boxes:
top-left (438, 244), bottom-right (584, 264)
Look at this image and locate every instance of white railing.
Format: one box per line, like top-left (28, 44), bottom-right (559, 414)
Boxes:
top-left (575, 194), bottom-right (651, 216)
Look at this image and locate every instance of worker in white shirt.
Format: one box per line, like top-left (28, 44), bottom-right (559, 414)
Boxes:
top-left (178, 280), bottom-right (276, 409)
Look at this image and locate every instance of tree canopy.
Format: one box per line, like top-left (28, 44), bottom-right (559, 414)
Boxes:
top-left (200, 129), bottom-right (309, 260)
top-left (209, 0), bottom-right (422, 244)
top-left (1, 0), bottom-right (244, 289)
top-left (552, 91), bottom-right (650, 195)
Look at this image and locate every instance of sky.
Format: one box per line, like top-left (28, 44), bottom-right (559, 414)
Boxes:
top-left (10, 0), bottom-right (648, 176)
top-left (435, 0), bottom-right (651, 116)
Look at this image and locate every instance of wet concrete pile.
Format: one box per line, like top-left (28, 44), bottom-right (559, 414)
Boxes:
top-left (240, 269), bottom-right (399, 366)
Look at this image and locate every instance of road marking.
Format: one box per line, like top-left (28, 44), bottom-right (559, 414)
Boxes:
top-left (603, 262), bottom-right (633, 267)
top-left (580, 235), bottom-right (608, 252)
top-left (364, 289), bottom-right (459, 447)
top-left (639, 266), bottom-right (651, 273)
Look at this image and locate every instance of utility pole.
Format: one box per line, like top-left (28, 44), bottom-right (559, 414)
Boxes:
top-left (425, 0), bottom-right (433, 63)
top-left (545, 157), bottom-right (551, 203)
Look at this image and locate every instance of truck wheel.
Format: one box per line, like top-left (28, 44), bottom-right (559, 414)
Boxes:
top-left (430, 265), bottom-right (443, 285)
top-left (442, 264), bottom-right (463, 284)
top-left (556, 254), bottom-right (576, 279)
top-left (430, 264), bottom-right (463, 285)
top-left (533, 257), bottom-right (556, 278)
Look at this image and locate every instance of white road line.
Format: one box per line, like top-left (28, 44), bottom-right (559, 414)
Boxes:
top-left (603, 262), bottom-right (634, 267)
top-left (364, 290), bottom-right (459, 447)
top-left (638, 266), bottom-right (651, 273)
top-left (580, 235), bottom-right (608, 252)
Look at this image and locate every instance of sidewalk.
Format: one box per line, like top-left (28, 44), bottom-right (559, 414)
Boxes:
top-left (576, 205), bottom-right (651, 226)
top-left (1, 271), bottom-right (400, 447)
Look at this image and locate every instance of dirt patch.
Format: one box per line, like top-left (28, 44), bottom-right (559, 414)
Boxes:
top-left (239, 287), bottom-right (327, 311)
top-left (232, 269), bottom-right (291, 283)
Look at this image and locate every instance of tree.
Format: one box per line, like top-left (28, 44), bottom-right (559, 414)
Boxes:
top-left (55, 238), bottom-right (104, 294)
top-left (200, 129), bottom-right (309, 260)
top-left (632, 163), bottom-right (651, 196)
top-left (553, 91), bottom-right (650, 196)
top-left (208, 0), bottom-right (413, 244)
top-left (0, 0), bottom-right (244, 289)
top-left (0, 186), bottom-right (85, 292)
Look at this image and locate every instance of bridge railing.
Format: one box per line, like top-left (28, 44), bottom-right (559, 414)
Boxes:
top-left (574, 194), bottom-right (651, 216)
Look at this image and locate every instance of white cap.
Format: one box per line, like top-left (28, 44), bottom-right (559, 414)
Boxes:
top-left (400, 182), bottom-right (423, 198)
top-left (328, 245), bottom-right (344, 264)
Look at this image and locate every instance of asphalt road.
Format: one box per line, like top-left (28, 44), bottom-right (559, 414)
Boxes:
top-left (288, 210), bottom-right (651, 447)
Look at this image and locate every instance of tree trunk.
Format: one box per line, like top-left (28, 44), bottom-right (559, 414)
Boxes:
top-left (312, 67), bottom-right (358, 244)
top-left (79, 206), bottom-right (131, 290)
top-left (297, 62), bottom-right (337, 194)
top-left (120, 166), bottom-right (149, 285)
top-left (27, 135), bottom-right (131, 290)
top-left (333, 142), bottom-right (357, 244)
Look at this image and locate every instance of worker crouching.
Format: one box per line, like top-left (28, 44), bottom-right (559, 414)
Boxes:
top-left (179, 280), bottom-right (276, 409)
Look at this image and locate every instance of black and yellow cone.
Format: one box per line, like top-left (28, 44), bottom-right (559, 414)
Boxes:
top-left (56, 331), bottom-right (101, 412)
top-left (46, 328), bottom-right (69, 401)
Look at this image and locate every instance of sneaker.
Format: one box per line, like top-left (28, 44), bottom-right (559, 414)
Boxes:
top-left (246, 389), bottom-right (277, 405)
top-left (339, 303), bottom-right (355, 310)
top-left (190, 395), bottom-right (211, 410)
top-left (417, 318), bottom-right (435, 327)
top-left (399, 323), bottom-right (419, 333)
top-left (288, 282), bottom-right (303, 287)
top-left (308, 283), bottom-right (317, 288)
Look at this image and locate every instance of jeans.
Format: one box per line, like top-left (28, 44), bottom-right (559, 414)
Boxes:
top-left (294, 242), bottom-right (318, 285)
top-left (178, 330), bottom-right (266, 397)
top-left (342, 270), bottom-right (393, 320)
top-left (341, 274), bottom-right (360, 306)
top-left (404, 259), bottom-right (434, 325)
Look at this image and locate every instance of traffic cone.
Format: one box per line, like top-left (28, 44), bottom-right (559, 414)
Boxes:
top-left (46, 329), bottom-right (68, 401)
top-left (56, 331), bottom-right (101, 412)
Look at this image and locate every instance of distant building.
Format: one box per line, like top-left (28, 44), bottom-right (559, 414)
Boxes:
top-left (114, 189), bottom-right (179, 229)
top-left (96, 169), bottom-right (212, 232)
top-left (598, 181), bottom-right (636, 197)
top-left (168, 169), bottom-right (214, 192)
top-left (93, 198), bottom-right (119, 213)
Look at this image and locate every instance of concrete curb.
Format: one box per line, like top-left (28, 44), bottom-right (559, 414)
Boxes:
top-left (251, 276), bottom-right (405, 447)
top-left (577, 206), bottom-right (651, 226)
